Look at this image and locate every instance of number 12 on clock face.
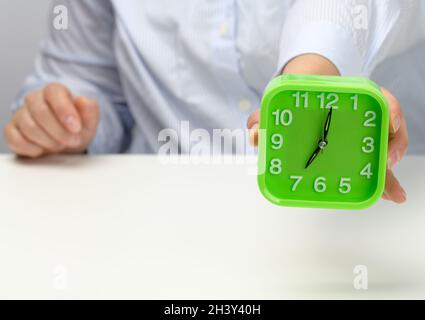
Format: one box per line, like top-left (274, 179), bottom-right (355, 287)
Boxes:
top-left (258, 75), bottom-right (389, 210)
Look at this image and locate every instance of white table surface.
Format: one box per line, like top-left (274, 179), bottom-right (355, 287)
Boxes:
top-left (0, 155), bottom-right (424, 300)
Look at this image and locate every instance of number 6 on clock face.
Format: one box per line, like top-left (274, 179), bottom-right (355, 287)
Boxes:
top-left (258, 75), bottom-right (389, 210)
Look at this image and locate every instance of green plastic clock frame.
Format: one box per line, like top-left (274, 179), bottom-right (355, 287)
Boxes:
top-left (258, 74), bottom-right (390, 210)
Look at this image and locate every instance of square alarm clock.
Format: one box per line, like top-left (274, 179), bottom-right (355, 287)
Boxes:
top-left (258, 74), bottom-right (390, 210)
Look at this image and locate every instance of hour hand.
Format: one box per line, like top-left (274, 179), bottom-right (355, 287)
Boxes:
top-left (305, 145), bottom-right (321, 169)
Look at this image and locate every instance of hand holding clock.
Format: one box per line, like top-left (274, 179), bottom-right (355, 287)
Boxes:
top-left (248, 54), bottom-right (408, 204)
top-left (380, 87), bottom-right (408, 203)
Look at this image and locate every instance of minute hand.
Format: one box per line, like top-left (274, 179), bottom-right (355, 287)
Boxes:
top-left (323, 107), bottom-right (333, 141)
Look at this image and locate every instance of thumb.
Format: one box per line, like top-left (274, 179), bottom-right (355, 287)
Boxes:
top-left (247, 109), bottom-right (260, 146)
top-left (247, 109), bottom-right (260, 130)
top-left (74, 96), bottom-right (100, 135)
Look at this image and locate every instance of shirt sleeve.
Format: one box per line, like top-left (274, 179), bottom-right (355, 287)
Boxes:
top-left (12, 0), bottom-right (134, 154)
top-left (277, 0), bottom-right (419, 76)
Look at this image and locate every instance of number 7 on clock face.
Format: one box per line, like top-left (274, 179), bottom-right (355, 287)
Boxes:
top-left (258, 75), bottom-right (389, 210)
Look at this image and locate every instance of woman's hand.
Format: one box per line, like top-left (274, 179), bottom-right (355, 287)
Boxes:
top-left (4, 83), bottom-right (100, 158)
top-left (380, 87), bottom-right (408, 203)
top-left (247, 53), bottom-right (408, 204)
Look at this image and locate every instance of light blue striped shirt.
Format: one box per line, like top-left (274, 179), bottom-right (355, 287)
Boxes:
top-left (13, 0), bottom-right (422, 153)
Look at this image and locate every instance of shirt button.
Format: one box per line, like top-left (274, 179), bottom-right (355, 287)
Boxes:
top-left (239, 99), bottom-right (252, 112)
top-left (219, 23), bottom-right (229, 37)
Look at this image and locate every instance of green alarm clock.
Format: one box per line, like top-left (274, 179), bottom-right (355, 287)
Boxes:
top-left (258, 74), bottom-right (389, 210)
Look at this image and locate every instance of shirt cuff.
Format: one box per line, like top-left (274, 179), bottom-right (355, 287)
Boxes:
top-left (276, 21), bottom-right (364, 77)
top-left (86, 95), bottom-right (123, 154)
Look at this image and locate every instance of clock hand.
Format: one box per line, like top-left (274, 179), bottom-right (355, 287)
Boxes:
top-left (305, 145), bottom-right (321, 169)
top-left (305, 108), bottom-right (333, 169)
top-left (323, 107), bottom-right (333, 142)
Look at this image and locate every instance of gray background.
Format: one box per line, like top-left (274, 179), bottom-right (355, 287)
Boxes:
top-left (0, 1), bottom-right (424, 153)
top-left (0, 0), bottom-right (50, 153)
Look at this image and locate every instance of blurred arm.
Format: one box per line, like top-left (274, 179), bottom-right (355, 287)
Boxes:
top-left (12, 0), bottom-right (133, 153)
top-left (277, 0), bottom-right (418, 76)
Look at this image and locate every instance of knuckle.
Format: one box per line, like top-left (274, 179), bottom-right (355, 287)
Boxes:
top-left (43, 82), bottom-right (67, 98)
top-left (29, 100), bottom-right (48, 119)
top-left (24, 92), bottom-right (38, 107)
top-left (20, 118), bottom-right (38, 135)
top-left (43, 85), bottom-right (54, 101)
top-left (44, 82), bottom-right (60, 94)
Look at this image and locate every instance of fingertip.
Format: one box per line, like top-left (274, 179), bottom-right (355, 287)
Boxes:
top-left (399, 187), bottom-right (407, 202)
top-left (381, 87), bottom-right (402, 135)
top-left (393, 191), bottom-right (407, 204)
top-left (383, 189), bottom-right (406, 204)
top-left (384, 169), bottom-right (408, 204)
top-left (249, 123), bottom-right (259, 146)
top-left (75, 96), bottom-right (97, 109)
top-left (74, 97), bottom-right (100, 136)
top-left (247, 110), bottom-right (260, 130)
top-left (74, 97), bottom-right (100, 122)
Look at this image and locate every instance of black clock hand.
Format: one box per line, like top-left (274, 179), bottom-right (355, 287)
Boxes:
top-left (305, 108), bottom-right (333, 169)
top-left (323, 107), bottom-right (333, 142)
top-left (305, 145), bottom-right (321, 169)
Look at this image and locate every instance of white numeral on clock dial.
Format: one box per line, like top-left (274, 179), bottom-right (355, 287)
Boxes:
top-left (314, 177), bottom-right (327, 193)
top-left (351, 95), bottom-right (359, 111)
top-left (290, 176), bottom-right (303, 191)
top-left (293, 92), bottom-right (309, 108)
top-left (339, 178), bottom-right (352, 194)
top-left (362, 137), bottom-right (375, 153)
top-left (272, 109), bottom-right (293, 126)
top-left (364, 111), bottom-right (377, 127)
top-left (318, 93), bottom-right (339, 109)
top-left (269, 159), bottom-right (282, 175)
top-left (271, 134), bottom-right (283, 150)
top-left (360, 163), bottom-right (373, 179)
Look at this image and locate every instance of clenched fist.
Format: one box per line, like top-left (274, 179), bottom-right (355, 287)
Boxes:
top-left (4, 83), bottom-right (99, 158)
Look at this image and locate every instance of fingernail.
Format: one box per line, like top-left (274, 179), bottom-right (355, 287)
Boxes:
top-left (249, 124), bottom-right (259, 146)
top-left (392, 115), bottom-right (401, 133)
top-left (64, 116), bottom-right (82, 133)
top-left (388, 151), bottom-right (401, 170)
